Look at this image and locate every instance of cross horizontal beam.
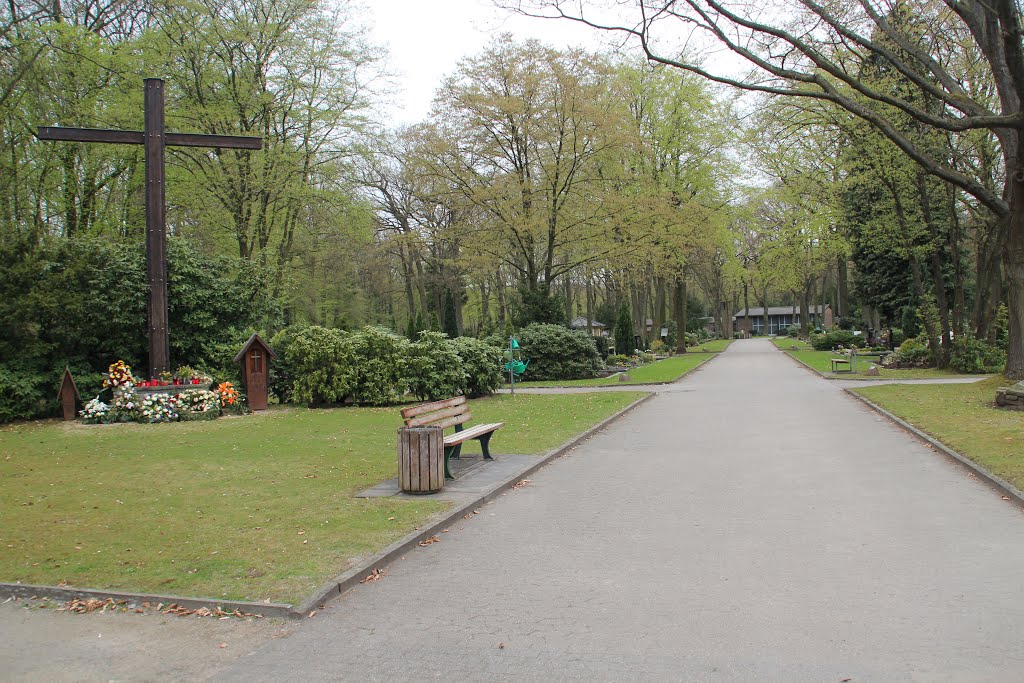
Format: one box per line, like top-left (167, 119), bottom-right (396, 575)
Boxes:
top-left (37, 126), bottom-right (263, 150)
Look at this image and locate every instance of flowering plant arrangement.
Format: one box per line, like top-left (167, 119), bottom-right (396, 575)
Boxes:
top-left (217, 381), bottom-right (239, 407)
top-left (103, 360), bottom-right (136, 391)
top-left (179, 389), bottom-right (220, 415)
top-left (137, 392), bottom-right (179, 423)
top-left (79, 397), bottom-right (112, 423)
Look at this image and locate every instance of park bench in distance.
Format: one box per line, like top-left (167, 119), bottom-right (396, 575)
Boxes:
top-left (400, 396), bottom-right (504, 479)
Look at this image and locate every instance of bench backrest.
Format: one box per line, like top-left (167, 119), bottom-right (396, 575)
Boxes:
top-left (401, 395), bottom-right (470, 430)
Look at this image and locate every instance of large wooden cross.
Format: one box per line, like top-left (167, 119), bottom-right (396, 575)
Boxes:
top-left (37, 78), bottom-right (262, 379)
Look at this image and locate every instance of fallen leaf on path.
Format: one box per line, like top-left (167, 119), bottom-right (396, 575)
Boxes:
top-left (359, 569), bottom-right (386, 584)
top-left (418, 536), bottom-right (441, 546)
top-left (512, 479), bottom-right (532, 490)
top-left (219, 643), bottom-right (227, 648)
top-left (308, 610), bottom-right (317, 618)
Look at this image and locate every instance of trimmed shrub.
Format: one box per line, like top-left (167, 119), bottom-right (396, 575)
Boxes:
top-left (406, 331), bottom-right (465, 401)
top-left (810, 329), bottom-right (865, 351)
top-left (883, 335), bottom-right (934, 368)
top-left (340, 326), bottom-right (410, 405)
top-left (452, 337), bottom-right (503, 397)
top-left (950, 334), bottom-right (1005, 374)
top-left (517, 323), bottom-right (601, 380)
top-left (286, 326), bottom-right (350, 405)
top-left (593, 335), bottom-right (609, 359)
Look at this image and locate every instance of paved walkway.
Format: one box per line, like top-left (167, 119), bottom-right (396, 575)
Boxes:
top-left (6, 339), bottom-right (1024, 680)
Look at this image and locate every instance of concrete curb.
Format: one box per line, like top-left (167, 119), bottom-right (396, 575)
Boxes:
top-left (503, 353), bottom-right (717, 391)
top-left (0, 583), bottom-right (294, 618)
top-left (845, 389), bottom-right (1024, 508)
top-left (291, 391), bottom-right (656, 618)
top-left (0, 394), bottom-right (656, 619)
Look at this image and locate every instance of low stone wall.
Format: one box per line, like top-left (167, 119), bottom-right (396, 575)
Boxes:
top-left (995, 382), bottom-right (1024, 411)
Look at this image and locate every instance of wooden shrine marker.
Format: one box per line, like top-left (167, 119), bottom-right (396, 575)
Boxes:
top-left (37, 78), bottom-right (262, 379)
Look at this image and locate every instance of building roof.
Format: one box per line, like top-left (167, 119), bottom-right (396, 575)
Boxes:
top-left (733, 305), bottom-right (826, 319)
top-left (569, 317), bottom-right (605, 328)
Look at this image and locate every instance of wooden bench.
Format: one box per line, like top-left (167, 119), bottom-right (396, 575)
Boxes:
top-left (830, 357), bottom-right (852, 373)
top-left (400, 396), bottom-right (504, 479)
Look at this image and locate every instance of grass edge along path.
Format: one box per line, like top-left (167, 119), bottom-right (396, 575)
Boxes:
top-left (852, 377), bottom-right (1024, 493)
top-left (782, 344), bottom-right (983, 382)
top-left (0, 392), bottom-right (642, 605)
top-left (511, 352), bottom-right (716, 388)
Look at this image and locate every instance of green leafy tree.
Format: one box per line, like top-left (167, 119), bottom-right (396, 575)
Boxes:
top-left (614, 301), bottom-right (636, 355)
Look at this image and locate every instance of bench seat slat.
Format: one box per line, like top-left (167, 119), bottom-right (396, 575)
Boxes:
top-left (401, 395), bottom-right (466, 419)
top-left (444, 422), bottom-right (504, 446)
top-left (404, 404), bottom-right (468, 427)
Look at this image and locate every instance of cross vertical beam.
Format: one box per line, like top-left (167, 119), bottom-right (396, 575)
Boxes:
top-left (144, 78), bottom-right (170, 378)
top-left (37, 78), bottom-right (262, 381)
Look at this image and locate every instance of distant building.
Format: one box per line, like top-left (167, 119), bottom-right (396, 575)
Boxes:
top-left (733, 305), bottom-right (831, 335)
top-left (569, 317), bottom-right (608, 337)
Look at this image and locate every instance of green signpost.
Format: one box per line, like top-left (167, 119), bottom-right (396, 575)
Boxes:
top-left (504, 337), bottom-right (528, 394)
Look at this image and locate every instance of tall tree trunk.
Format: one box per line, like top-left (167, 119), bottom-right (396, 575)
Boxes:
top-left (673, 277), bottom-right (687, 353)
top-left (495, 270), bottom-right (507, 325)
top-left (908, 253), bottom-right (946, 366)
top-left (974, 216), bottom-right (1003, 341)
top-left (480, 280), bottom-right (490, 330)
top-left (837, 256), bottom-right (849, 318)
top-left (586, 277), bottom-right (595, 337)
top-left (917, 173), bottom-right (953, 359)
top-left (742, 281), bottom-right (750, 337)
top-left (800, 285), bottom-right (811, 338)
top-left (652, 276), bottom-right (667, 342)
top-left (1005, 189), bottom-right (1024, 379)
top-left (760, 285), bottom-right (769, 336)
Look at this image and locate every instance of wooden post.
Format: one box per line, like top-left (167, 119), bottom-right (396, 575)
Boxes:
top-left (144, 79), bottom-right (170, 378)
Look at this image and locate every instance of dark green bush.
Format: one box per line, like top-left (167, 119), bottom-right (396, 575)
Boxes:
top-left (0, 363), bottom-right (52, 422)
top-left (517, 323), bottom-right (601, 380)
top-left (884, 335), bottom-right (934, 368)
top-left (451, 337), bottom-right (503, 396)
top-left (0, 236), bottom-right (274, 422)
top-left (286, 326), bottom-right (350, 405)
top-left (406, 332), bottom-right (465, 401)
top-left (339, 326), bottom-right (410, 405)
top-left (594, 335), bottom-right (609, 359)
top-left (950, 334), bottom-right (1005, 374)
top-left (810, 329), bottom-right (865, 350)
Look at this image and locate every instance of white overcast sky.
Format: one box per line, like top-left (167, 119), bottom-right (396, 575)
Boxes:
top-left (364, 0), bottom-right (623, 125)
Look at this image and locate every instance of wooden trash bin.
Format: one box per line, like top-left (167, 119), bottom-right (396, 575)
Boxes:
top-left (398, 426), bottom-right (444, 494)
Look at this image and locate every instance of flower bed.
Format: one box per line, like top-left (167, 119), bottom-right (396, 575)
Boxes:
top-left (80, 361), bottom-right (244, 424)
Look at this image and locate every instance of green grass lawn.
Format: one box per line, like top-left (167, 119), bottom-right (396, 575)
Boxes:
top-left (854, 377), bottom-right (1024, 490)
top-left (510, 353), bottom-right (714, 388)
top-left (686, 338), bottom-right (733, 353)
top-left (771, 337), bottom-right (813, 351)
top-left (0, 392), bottom-right (642, 604)
top-left (784, 348), bottom-right (981, 380)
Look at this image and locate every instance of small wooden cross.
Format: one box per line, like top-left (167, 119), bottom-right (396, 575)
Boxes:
top-left (37, 78), bottom-right (262, 379)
